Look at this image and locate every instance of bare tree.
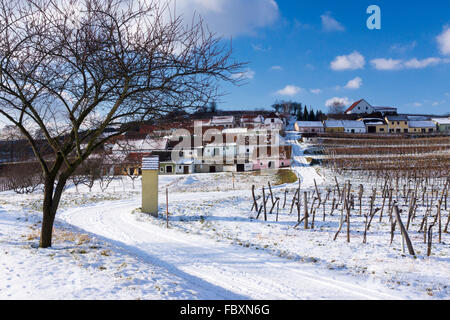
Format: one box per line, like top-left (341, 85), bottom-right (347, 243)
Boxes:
top-left (0, 0), bottom-right (244, 247)
top-left (0, 162), bottom-right (43, 194)
top-left (79, 159), bottom-right (102, 192)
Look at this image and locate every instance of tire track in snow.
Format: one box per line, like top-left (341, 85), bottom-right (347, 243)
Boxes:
top-left (60, 200), bottom-right (402, 300)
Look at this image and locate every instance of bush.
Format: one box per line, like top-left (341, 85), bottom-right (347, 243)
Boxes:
top-left (275, 169), bottom-right (298, 185)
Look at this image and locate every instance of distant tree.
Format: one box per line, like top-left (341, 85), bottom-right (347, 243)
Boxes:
top-left (296, 104), bottom-right (302, 120)
top-left (316, 110), bottom-right (326, 121)
top-left (302, 106), bottom-right (308, 121)
top-left (308, 108), bottom-right (316, 121)
top-left (328, 103), bottom-right (346, 115)
top-left (271, 102), bottom-right (281, 113)
top-left (209, 101), bottom-right (218, 113)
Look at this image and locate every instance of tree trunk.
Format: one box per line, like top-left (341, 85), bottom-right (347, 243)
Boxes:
top-left (39, 173), bottom-right (68, 248)
top-left (40, 176), bottom-right (56, 248)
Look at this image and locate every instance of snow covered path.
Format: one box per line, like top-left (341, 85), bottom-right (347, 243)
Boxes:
top-left (285, 131), bottom-right (325, 187)
top-left (59, 198), bottom-right (403, 300)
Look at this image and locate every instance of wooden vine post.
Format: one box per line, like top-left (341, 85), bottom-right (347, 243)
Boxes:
top-left (393, 204), bottom-right (415, 256)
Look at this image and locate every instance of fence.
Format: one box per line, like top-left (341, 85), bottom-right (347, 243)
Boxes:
top-left (0, 178), bottom-right (10, 192)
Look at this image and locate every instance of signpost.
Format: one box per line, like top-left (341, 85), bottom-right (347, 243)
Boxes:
top-left (142, 156), bottom-right (159, 217)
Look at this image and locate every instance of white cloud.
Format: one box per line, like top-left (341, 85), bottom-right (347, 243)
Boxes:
top-left (371, 57), bottom-right (449, 70)
top-left (330, 51), bottom-right (365, 71)
top-left (231, 69), bottom-right (255, 80)
top-left (251, 43), bottom-right (271, 52)
top-left (404, 57), bottom-right (443, 69)
top-left (276, 85), bottom-right (302, 96)
top-left (345, 77), bottom-right (362, 89)
top-left (325, 97), bottom-right (351, 108)
top-left (413, 102), bottom-right (423, 107)
top-left (310, 88), bottom-right (322, 94)
top-left (390, 41), bottom-right (417, 53)
top-left (270, 65), bottom-right (283, 71)
top-left (172, 0), bottom-right (279, 37)
top-left (321, 12), bottom-right (345, 32)
top-left (370, 58), bottom-right (403, 70)
top-left (437, 26), bottom-right (450, 55)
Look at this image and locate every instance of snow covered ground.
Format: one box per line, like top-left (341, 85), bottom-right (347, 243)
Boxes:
top-left (0, 128), bottom-right (448, 300)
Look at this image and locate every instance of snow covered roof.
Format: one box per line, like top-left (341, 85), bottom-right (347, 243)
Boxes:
top-left (386, 115), bottom-right (408, 121)
top-left (364, 120), bottom-right (386, 125)
top-left (222, 128), bottom-right (248, 134)
top-left (112, 137), bottom-right (168, 152)
top-left (211, 116), bottom-right (235, 124)
top-left (373, 106), bottom-right (397, 111)
top-left (408, 121), bottom-right (436, 128)
top-left (341, 120), bottom-right (366, 128)
top-left (240, 115), bottom-right (263, 123)
top-left (345, 99), bottom-right (365, 113)
top-left (193, 119), bottom-right (212, 126)
top-left (295, 121), bottom-right (324, 128)
top-left (324, 120), bottom-right (344, 128)
top-left (431, 118), bottom-right (450, 125)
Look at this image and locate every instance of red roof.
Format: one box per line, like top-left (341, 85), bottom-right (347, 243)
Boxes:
top-left (345, 99), bottom-right (363, 113)
top-left (123, 152), bottom-right (152, 163)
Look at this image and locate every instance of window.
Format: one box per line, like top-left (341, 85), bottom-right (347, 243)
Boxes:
top-left (166, 165), bottom-right (173, 173)
top-left (380, 128), bottom-right (384, 132)
top-left (160, 167), bottom-right (164, 172)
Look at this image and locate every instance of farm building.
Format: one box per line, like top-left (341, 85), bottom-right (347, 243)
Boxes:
top-left (263, 113), bottom-right (284, 130)
top-left (324, 120), bottom-right (345, 133)
top-left (408, 121), bottom-right (436, 133)
top-left (341, 120), bottom-right (367, 133)
top-left (211, 116), bottom-right (236, 128)
top-left (385, 115), bottom-right (409, 133)
top-left (193, 119), bottom-right (212, 127)
top-left (345, 99), bottom-right (398, 115)
top-left (359, 118), bottom-right (388, 133)
top-left (294, 121), bottom-right (324, 133)
top-left (240, 115), bottom-right (264, 128)
top-left (431, 118), bottom-right (450, 132)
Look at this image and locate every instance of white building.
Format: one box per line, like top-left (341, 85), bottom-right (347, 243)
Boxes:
top-left (345, 99), bottom-right (397, 115)
top-left (294, 121), bottom-right (325, 133)
top-left (211, 116), bottom-right (236, 128)
top-left (341, 120), bottom-right (367, 133)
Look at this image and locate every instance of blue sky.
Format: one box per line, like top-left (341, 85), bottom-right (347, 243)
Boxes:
top-left (190, 0), bottom-right (450, 115)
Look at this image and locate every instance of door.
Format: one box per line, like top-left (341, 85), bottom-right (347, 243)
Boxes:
top-left (183, 166), bottom-right (189, 174)
top-left (209, 166), bottom-right (216, 173)
top-left (237, 164), bottom-right (245, 172)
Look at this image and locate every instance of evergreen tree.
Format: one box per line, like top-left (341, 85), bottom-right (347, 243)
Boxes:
top-left (296, 103), bottom-right (302, 120)
top-left (308, 108), bottom-right (315, 121)
top-left (209, 101), bottom-right (217, 113)
top-left (303, 105), bottom-right (308, 121)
